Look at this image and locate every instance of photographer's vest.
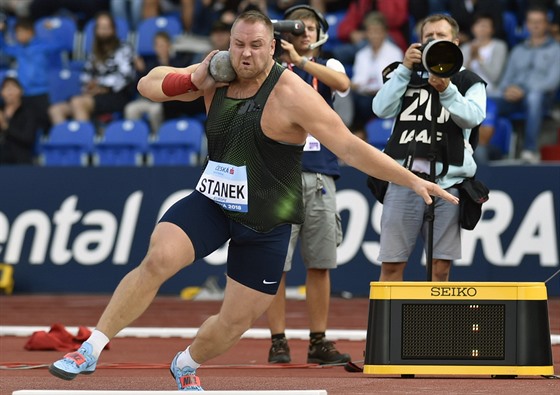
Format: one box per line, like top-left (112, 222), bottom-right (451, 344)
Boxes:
top-left (204, 62), bottom-right (304, 233)
top-left (384, 70), bottom-right (485, 167)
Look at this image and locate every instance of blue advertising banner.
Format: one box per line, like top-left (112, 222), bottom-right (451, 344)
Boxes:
top-left (1, 165), bottom-right (559, 296)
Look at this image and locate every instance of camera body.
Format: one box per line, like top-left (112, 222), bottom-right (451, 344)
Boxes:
top-left (271, 19), bottom-right (305, 60)
top-left (413, 39), bottom-right (464, 78)
top-left (272, 5), bottom-right (330, 61)
top-left (412, 39), bottom-right (434, 73)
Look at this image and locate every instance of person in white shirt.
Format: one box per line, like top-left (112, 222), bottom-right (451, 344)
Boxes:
top-left (350, 12), bottom-right (403, 139)
top-left (461, 13), bottom-right (508, 97)
top-left (460, 13), bottom-right (508, 163)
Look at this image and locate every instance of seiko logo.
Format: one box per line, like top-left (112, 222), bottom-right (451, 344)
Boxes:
top-left (430, 287), bottom-right (477, 297)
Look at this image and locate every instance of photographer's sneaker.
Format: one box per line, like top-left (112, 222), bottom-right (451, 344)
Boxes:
top-left (170, 352), bottom-right (203, 391)
top-left (307, 338), bottom-right (351, 365)
top-left (49, 342), bottom-right (97, 380)
top-left (520, 150), bottom-right (540, 164)
top-left (268, 337), bottom-right (291, 364)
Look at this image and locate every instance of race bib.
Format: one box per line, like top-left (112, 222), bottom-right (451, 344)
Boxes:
top-left (303, 135), bottom-right (321, 151)
top-left (196, 160), bottom-right (248, 212)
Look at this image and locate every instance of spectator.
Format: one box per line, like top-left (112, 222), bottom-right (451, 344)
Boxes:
top-left (371, 14), bottom-right (486, 282)
top-left (265, 5), bottom-right (351, 366)
top-left (350, 11), bottom-right (403, 138)
top-left (0, 0), bottom-right (33, 18)
top-left (143, 0), bottom-right (192, 30)
top-left (509, 0), bottom-right (560, 34)
top-left (1, 17), bottom-right (61, 133)
top-left (495, 6), bottom-right (560, 163)
top-left (219, 1), bottom-right (268, 26)
top-left (269, 0), bottom-right (310, 16)
top-left (335, 0), bottom-right (408, 65)
top-left (124, 31), bottom-right (190, 133)
top-left (191, 19), bottom-right (232, 63)
top-left (308, 0), bottom-right (347, 13)
top-left (0, 77), bottom-right (39, 164)
top-left (141, 0), bottom-right (261, 35)
top-left (111, 0), bottom-right (145, 30)
top-left (162, 19), bottom-right (233, 121)
top-left (461, 13), bottom-right (509, 163)
top-left (48, 12), bottom-right (135, 126)
top-left (447, 0), bottom-right (507, 44)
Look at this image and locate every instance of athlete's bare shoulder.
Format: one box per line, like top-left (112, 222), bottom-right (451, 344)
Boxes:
top-left (260, 71), bottom-right (312, 144)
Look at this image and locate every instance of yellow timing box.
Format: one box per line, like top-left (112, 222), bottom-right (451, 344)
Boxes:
top-left (0, 263), bottom-right (14, 295)
top-left (364, 282), bottom-right (554, 377)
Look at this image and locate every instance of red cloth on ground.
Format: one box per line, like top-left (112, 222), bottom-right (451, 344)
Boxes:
top-left (24, 323), bottom-right (109, 351)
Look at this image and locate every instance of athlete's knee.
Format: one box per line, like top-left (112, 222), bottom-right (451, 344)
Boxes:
top-left (139, 240), bottom-right (187, 281)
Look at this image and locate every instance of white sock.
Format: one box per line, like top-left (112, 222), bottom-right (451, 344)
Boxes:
top-left (176, 346), bottom-right (201, 370)
top-left (85, 329), bottom-right (110, 359)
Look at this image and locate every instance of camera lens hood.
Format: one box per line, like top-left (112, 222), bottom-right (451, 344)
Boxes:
top-left (421, 39), bottom-right (463, 78)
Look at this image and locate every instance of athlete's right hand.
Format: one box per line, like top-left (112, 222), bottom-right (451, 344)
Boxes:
top-left (192, 50), bottom-right (230, 90)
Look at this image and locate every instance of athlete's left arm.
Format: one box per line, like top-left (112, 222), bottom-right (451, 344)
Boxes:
top-left (276, 72), bottom-right (458, 206)
top-left (439, 81), bottom-right (487, 129)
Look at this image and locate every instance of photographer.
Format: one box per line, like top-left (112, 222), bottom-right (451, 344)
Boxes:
top-left (371, 14), bottom-right (486, 282)
top-left (265, 5), bottom-right (352, 365)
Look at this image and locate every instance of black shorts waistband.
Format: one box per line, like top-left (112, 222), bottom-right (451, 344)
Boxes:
top-left (412, 171), bottom-right (431, 180)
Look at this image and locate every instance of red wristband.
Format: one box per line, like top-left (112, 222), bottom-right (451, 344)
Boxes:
top-left (161, 73), bottom-right (199, 97)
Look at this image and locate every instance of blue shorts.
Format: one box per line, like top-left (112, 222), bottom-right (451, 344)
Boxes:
top-left (159, 191), bottom-right (291, 294)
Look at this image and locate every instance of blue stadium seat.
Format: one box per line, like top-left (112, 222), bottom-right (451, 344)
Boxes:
top-left (81, 16), bottom-right (130, 58)
top-left (135, 16), bottom-right (183, 57)
top-left (93, 120), bottom-right (150, 166)
top-left (149, 118), bottom-right (204, 166)
top-left (489, 117), bottom-right (514, 158)
top-left (34, 16), bottom-right (77, 68)
top-left (365, 118), bottom-right (394, 151)
top-left (503, 11), bottom-right (528, 48)
top-left (0, 69), bottom-right (17, 85)
top-left (40, 121), bottom-right (96, 166)
top-left (48, 68), bottom-right (82, 104)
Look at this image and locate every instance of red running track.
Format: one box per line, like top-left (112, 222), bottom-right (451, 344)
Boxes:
top-left (1, 295), bottom-right (559, 394)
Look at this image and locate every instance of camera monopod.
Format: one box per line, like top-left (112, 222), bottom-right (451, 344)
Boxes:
top-left (426, 85), bottom-right (439, 281)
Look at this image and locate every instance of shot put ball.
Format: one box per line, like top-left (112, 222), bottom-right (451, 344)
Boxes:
top-left (209, 51), bottom-right (236, 82)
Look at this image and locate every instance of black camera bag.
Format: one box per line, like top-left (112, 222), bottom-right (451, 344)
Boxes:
top-left (366, 175), bottom-right (389, 204)
top-left (457, 177), bottom-right (489, 230)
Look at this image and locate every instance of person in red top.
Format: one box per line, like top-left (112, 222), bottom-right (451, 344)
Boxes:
top-left (337, 0), bottom-right (409, 55)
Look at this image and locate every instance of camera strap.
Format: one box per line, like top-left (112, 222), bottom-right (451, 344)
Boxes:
top-left (382, 62), bottom-right (429, 88)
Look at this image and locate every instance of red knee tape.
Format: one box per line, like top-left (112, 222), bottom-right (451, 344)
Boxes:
top-left (162, 73), bottom-right (199, 97)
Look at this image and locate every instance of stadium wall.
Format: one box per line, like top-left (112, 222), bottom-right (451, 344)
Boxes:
top-left (1, 165), bottom-right (558, 296)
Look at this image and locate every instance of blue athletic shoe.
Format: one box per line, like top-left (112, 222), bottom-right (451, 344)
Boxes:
top-left (170, 352), bottom-right (203, 391)
top-left (49, 342), bottom-right (97, 380)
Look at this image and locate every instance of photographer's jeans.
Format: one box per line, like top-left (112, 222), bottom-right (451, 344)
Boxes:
top-left (495, 91), bottom-right (553, 152)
